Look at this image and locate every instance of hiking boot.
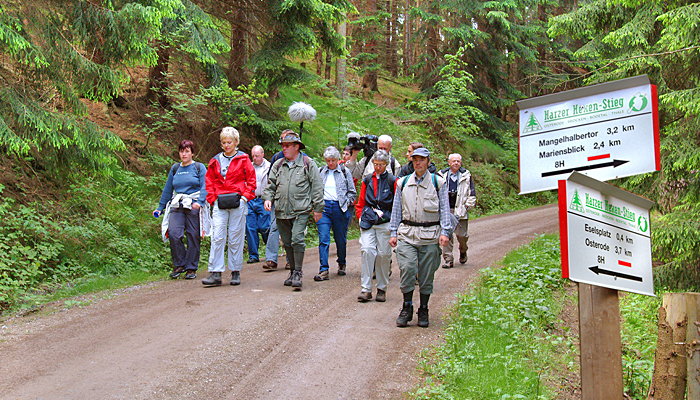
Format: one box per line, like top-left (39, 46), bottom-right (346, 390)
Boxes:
top-left (202, 272), bottom-right (222, 286)
top-left (459, 252), bottom-right (468, 264)
top-left (337, 263), bottom-right (346, 276)
top-left (417, 305), bottom-right (429, 327)
top-left (314, 270), bottom-right (329, 281)
top-left (284, 270), bottom-right (294, 286)
top-left (442, 262), bottom-right (454, 269)
top-left (169, 266), bottom-right (185, 279)
top-left (291, 270), bottom-right (303, 288)
top-left (230, 271), bottom-right (241, 286)
top-left (396, 302), bottom-right (414, 327)
top-left (375, 289), bottom-right (386, 302)
top-left (264, 260), bottom-right (278, 270)
top-left (247, 257), bottom-right (259, 264)
top-left (184, 270), bottom-right (197, 280)
top-left (357, 291), bottom-right (372, 302)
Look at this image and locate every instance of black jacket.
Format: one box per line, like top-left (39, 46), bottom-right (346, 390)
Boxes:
top-left (397, 161), bottom-right (438, 178)
top-left (358, 171), bottom-right (397, 229)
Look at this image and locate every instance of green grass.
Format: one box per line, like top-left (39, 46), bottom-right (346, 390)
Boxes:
top-left (619, 293), bottom-right (660, 398)
top-left (47, 269), bottom-right (165, 302)
top-left (412, 234), bottom-right (570, 399)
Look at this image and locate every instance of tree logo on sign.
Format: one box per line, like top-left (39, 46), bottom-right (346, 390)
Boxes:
top-left (523, 113), bottom-right (542, 133)
top-left (569, 189), bottom-right (585, 213)
top-left (628, 92), bottom-right (648, 113)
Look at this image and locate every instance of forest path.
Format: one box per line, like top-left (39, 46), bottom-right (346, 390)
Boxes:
top-left (0, 204), bottom-right (558, 399)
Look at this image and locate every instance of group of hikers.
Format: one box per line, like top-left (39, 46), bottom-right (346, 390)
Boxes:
top-left (154, 127), bottom-right (476, 328)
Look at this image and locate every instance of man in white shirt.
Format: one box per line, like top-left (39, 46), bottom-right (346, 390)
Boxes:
top-left (245, 145), bottom-right (272, 263)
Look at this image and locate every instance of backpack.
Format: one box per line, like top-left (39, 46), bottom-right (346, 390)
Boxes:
top-left (275, 154), bottom-right (311, 174)
top-left (320, 164), bottom-right (352, 188)
top-left (398, 171), bottom-right (439, 193)
top-left (172, 162), bottom-right (203, 178)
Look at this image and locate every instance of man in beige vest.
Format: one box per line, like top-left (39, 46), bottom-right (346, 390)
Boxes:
top-left (389, 147), bottom-right (451, 328)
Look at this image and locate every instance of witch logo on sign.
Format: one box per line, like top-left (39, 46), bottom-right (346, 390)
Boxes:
top-left (628, 92), bottom-right (649, 113)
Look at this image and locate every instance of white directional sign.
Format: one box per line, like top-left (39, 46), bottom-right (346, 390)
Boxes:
top-left (559, 172), bottom-right (655, 296)
top-left (517, 75), bottom-right (660, 194)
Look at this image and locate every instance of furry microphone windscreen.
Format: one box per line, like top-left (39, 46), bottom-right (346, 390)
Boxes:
top-left (288, 102), bottom-right (317, 122)
top-left (347, 131), bottom-right (361, 140)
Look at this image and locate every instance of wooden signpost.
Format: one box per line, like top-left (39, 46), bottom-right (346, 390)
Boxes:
top-left (517, 75), bottom-right (660, 399)
top-left (559, 172), bottom-right (655, 399)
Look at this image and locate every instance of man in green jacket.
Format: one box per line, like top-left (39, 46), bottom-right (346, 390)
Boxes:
top-left (263, 131), bottom-right (324, 290)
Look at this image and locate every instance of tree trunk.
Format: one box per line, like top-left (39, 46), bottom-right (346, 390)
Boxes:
top-left (147, 42), bottom-right (170, 108)
top-left (647, 293), bottom-right (690, 400)
top-left (315, 48), bottom-right (323, 76)
top-left (403, 0), bottom-right (412, 76)
top-left (336, 19), bottom-right (348, 99)
top-left (362, 0), bottom-right (379, 92)
top-left (385, 0), bottom-right (398, 77)
top-left (425, 4), bottom-right (439, 79)
top-left (325, 51), bottom-right (332, 80)
top-left (228, 7), bottom-right (249, 88)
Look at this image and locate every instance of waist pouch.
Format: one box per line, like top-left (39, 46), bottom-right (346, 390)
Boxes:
top-left (360, 207), bottom-right (391, 230)
top-left (218, 192), bottom-right (241, 209)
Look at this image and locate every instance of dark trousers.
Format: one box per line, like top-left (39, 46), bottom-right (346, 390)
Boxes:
top-left (277, 213), bottom-right (309, 271)
top-left (168, 207), bottom-right (201, 271)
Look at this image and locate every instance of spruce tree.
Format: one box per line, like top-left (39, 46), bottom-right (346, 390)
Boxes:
top-left (0, 1), bottom-right (171, 171)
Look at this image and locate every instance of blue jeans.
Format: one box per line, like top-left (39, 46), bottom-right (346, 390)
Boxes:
top-left (317, 200), bottom-right (350, 271)
top-left (245, 197), bottom-right (270, 260)
top-left (265, 204), bottom-right (280, 263)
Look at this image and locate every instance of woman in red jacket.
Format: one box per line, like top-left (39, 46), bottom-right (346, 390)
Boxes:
top-left (202, 127), bottom-right (256, 286)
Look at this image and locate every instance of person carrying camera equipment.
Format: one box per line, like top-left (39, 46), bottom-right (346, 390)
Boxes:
top-left (263, 129), bottom-right (304, 271)
top-left (440, 153), bottom-right (476, 268)
top-left (263, 131), bottom-right (324, 290)
top-left (345, 133), bottom-right (401, 181)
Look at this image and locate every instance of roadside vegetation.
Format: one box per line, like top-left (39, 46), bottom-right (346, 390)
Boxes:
top-left (410, 234), bottom-right (662, 399)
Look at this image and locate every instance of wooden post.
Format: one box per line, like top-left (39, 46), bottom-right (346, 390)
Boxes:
top-left (687, 293), bottom-right (700, 399)
top-left (578, 283), bottom-right (623, 400)
top-left (647, 293), bottom-right (688, 399)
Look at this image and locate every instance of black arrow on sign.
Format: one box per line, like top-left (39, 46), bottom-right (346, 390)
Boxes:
top-left (542, 159), bottom-right (629, 177)
top-left (589, 266), bottom-right (642, 282)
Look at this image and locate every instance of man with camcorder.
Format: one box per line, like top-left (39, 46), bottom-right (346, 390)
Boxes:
top-left (344, 133), bottom-right (401, 181)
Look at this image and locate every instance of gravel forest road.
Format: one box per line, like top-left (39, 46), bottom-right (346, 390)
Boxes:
top-left (0, 204), bottom-right (558, 400)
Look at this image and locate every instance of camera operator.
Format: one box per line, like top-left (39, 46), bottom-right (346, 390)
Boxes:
top-left (345, 134), bottom-right (401, 181)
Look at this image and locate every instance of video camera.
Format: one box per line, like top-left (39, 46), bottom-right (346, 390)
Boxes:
top-left (347, 132), bottom-right (379, 159)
